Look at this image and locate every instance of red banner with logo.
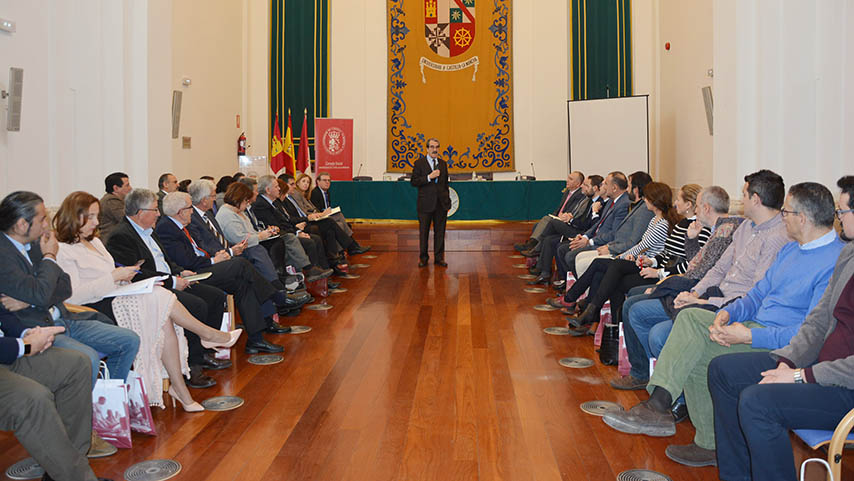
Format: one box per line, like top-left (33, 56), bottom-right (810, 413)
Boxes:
top-left (314, 118), bottom-right (354, 180)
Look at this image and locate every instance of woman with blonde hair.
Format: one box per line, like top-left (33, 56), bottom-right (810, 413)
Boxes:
top-left (54, 191), bottom-right (242, 411)
top-left (292, 173), bottom-right (360, 243)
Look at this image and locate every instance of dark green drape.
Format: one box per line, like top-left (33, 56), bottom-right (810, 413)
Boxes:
top-left (270, 0), bottom-right (329, 159)
top-left (571, 0), bottom-right (632, 100)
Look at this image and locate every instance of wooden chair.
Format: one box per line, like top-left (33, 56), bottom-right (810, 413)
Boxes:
top-left (794, 407), bottom-right (854, 480)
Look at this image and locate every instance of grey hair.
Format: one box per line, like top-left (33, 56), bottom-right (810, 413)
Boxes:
top-left (257, 175), bottom-right (277, 195)
top-left (789, 182), bottom-right (836, 228)
top-left (188, 179), bottom-right (215, 205)
top-left (700, 186), bottom-right (730, 214)
top-left (162, 192), bottom-right (192, 217)
top-left (124, 189), bottom-right (158, 216)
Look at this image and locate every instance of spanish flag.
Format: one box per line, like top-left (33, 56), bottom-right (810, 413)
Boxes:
top-left (282, 110), bottom-right (296, 176)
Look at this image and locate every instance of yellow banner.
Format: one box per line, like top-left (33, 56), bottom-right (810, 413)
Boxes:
top-left (387, 0), bottom-right (514, 172)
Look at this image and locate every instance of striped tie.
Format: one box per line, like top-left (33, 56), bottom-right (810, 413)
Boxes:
top-left (204, 213), bottom-right (227, 248)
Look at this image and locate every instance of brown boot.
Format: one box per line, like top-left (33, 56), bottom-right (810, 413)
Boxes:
top-left (87, 431), bottom-right (117, 458)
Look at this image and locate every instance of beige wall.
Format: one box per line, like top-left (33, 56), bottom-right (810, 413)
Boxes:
top-left (170, 0), bottom-right (244, 182)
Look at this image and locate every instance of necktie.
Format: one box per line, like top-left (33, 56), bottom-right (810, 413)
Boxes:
top-left (557, 190), bottom-right (573, 215)
top-left (204, 213), bottom-right (227, 248)
top-left (245, 209), bottom-right (260, 230)
top-left (183, 228), bottom-right (209, 257)
top-left (593, 202), bottom-right (613, 235)
top-left (289, 197), bottom-right (307, 217)
top-left (323, 191), bottom-right (330, 209)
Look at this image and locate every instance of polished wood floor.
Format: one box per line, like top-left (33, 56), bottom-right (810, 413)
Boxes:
top-left (0, 223), bottom-right (849, 480)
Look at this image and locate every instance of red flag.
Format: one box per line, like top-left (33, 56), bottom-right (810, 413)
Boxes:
top-left (296, 108), bottom-right (310, 174)
top-left (270, 113), bottom-right (286, 174)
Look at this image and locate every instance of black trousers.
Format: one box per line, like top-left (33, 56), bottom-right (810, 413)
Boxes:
top-left (584, 258), bottom-right (656, 324)
top-left (418, 208), bottom-right (447, 262)
top-left (306, 218), bottom-right (352, 260)
top-left (198, 257), bottom-right (277, 337)
top-left (170, 283), bottom-right (227, 367)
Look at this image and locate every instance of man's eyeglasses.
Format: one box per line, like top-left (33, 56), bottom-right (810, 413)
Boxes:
top-left (836, 208), bottom-right (854, 220)
top-left (780, 208), bottom-right (800, 218)
top-left (139, 208), bottom-right (159, 213)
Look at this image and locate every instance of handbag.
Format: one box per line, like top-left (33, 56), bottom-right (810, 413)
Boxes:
top-left (92, 362), bottom-right (132, 449)
top-left (617, 322), bottom-right (632, 376)
top-left (598, 323), bottom-right (619, 366)
top-left (126, 371), bottom-right (156, 436)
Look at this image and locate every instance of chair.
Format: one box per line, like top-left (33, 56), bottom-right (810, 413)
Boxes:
top-left (794, 407), bottom-right (854, 480)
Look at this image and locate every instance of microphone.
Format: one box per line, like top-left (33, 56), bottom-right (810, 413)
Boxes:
top-left (356, 163), bottom-right (363, 177)
top-left (521, 162), bottom-right (536, 181)
top-left (530, 162), bottom-right (535, 178)
top-left (353, 163), bottom-right (372, 181)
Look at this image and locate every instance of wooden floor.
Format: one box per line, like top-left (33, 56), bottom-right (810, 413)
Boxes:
top-left (0, 223), bottom-right (849, 480)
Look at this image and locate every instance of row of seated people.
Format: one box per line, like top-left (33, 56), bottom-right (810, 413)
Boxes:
top-left (0, 170), bottom-right (368, 481)
top-left (521, 169), bottom-right (854, 480)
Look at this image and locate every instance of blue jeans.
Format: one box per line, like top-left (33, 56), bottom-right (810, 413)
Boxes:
top-left (52, 318), bottom-right (140, 385)
top-left (621, 290), bottom-right (654, 380)
top-left (709, 352), bottom-right (854, 481)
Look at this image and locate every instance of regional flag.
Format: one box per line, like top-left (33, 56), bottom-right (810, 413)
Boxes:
top-left (296, 108), bottom-right (310, 175)
top-left (270, 113), bottom-right (286, 174)
top-left (282, 110), bottom-right (296, 176)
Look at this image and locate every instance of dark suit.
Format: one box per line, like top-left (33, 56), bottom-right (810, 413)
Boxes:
top-left (104, 218), bottom-right (226, 367)
top-left (311, 187), bottom-right (331, 211)
top-left (280, 195), bottom-right (352, 258)
top-left (410, 154), bottom-right (451, 262)
top-left (0, 310), bottom-right (97, 480)
top-left (186, 208), bottom-right (280, 284)
top-left (155, 217), bottom-right (279, 337)
top-left (251, 197), bottom-right (328, 269)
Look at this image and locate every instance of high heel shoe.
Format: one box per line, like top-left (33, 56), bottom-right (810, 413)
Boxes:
top-left (167, 386), bottom-right (204, 412)
top-left (200, 328), bottom-right (243, 350)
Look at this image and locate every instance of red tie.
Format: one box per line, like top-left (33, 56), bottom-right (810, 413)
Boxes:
top-left (558, 189), bottom-right (574, 214)
top-left (183, 228), bottom-right (209, 257)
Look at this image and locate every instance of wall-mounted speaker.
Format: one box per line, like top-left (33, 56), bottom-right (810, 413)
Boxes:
top-left (702, 86), bottom-right (714, 136)
top-left (2, 67), bottom-right (24, 131)
top-left (171, 90), bottom-right (182, 139)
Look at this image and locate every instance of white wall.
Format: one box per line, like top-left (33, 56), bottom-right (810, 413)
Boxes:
top-left (714, 0), bottom-right (854, 197)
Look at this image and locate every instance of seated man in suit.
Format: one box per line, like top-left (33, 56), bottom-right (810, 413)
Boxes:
top-left (550, 172), bottom-right (632, 291)
top-left (280, 174), bottom-right (363, 272)
top-left (98, 172), bottom-right (132, 243)
top-left (186, 179), bottom-right (311, 305)
top-left (105, 188), bottom-right (232, 388)
top-left (310, 172), bottom-right (336, 211)
top-left (252, 175), bottom-right (341, 283)
top-left (0, 311), bottom-right (113, 481)
top-left (156, 192), bottom-right (302, 351)
top-left (0, 191), bottom-right (140, 388)
top-left (156, 172), bottom-right (178, 213)
top-left (527, 175), bottom-right (603, 284)
top-left (515, 171), bottom-right (587, 253)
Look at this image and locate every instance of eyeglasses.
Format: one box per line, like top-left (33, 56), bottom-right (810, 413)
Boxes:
top-left (780, 208), bottom-right (800, 218)
top-left (836, 208), bottom-right (854, 220)
top-left (139, 208), bottom-right (159, 213)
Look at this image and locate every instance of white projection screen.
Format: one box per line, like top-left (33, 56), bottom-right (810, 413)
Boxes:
top-left (567, 96), bottom-right (649, 176)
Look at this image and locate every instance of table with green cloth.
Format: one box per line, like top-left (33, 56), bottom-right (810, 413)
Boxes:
top-left (329, 180), bottom-right (565, 221)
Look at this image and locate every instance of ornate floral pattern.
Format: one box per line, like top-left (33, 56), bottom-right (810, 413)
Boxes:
top-left (388, 0), bottom-right (513, 171)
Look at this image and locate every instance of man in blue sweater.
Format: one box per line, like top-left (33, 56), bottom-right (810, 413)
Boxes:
top-left (602, 182), bottom-right (845, 468)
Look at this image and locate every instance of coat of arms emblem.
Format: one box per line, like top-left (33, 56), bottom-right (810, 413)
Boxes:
top-left (424, 0), bottom-right (475, 58)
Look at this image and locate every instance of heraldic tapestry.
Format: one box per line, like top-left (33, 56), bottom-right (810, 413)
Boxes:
top-left (387, 0), bottom-right (514, 172)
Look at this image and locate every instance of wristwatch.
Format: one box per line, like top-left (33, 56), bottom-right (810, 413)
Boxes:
top-left (793, 368), bottom-right (805, 384)
top-left (23, 343), bottom-right (32, 356)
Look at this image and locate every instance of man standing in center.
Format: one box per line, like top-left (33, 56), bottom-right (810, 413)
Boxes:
top-left (411, 137), bottom-right (451, 268)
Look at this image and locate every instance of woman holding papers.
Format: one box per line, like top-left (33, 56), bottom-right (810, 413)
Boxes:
top-left (54, 192), bottom-right (242, 411)
top-left (293, 173), bottom-right (353, 237)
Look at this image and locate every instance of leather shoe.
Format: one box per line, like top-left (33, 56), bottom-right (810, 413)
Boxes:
top-left (332, 266), bottom-right (348, 277)
top-left (672, 402), bottom-right (690, 424)
top-left (434, 260), bottom-right (448, 267)
top-left (528, 265), bottom-right (541, 275)
top-left (202, 353), bottom-right (232, 370)
top-left (602, 401), bottom-right (676, 437)
top-left (546, 297), bottom-right (573, 309)
top-left (520, 248), bottom-right (539, 258)
top-left (305, 266), bottom-right (334, 282)
top-left (328, 281), bottom-right (342, 289)
top-left (348, 244), bottom-right (371, 255)
top-left (552, 280), bottom-right (566, 291)
top-left (87, 431), bottom-right (117, 458)
top-left (527, 274), bottom-right (549, 285)
top-left (418, 260), bottom-right (428, 268)
top-left (567, 305), bottom-right (598, 328)
top-left (665, 443), bottom-right (716, 467)
top-left (280, 307), bottom-right (302, 317)
top-left (266, 322), bottom-right (292, 334)
top-left (245, 338), bottom-right (284, 354)
top-left (186, 365), bottom-right (216, 389)
top-left (514, 238), bottom-right (537, 252)
top-left (568, 325), bottom-right (594, 337)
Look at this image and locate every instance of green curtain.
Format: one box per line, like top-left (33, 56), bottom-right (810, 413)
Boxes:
top-left (571, 0), bottom-right (632, 100)
top-left (270, 0), bottom-right (329, 159)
